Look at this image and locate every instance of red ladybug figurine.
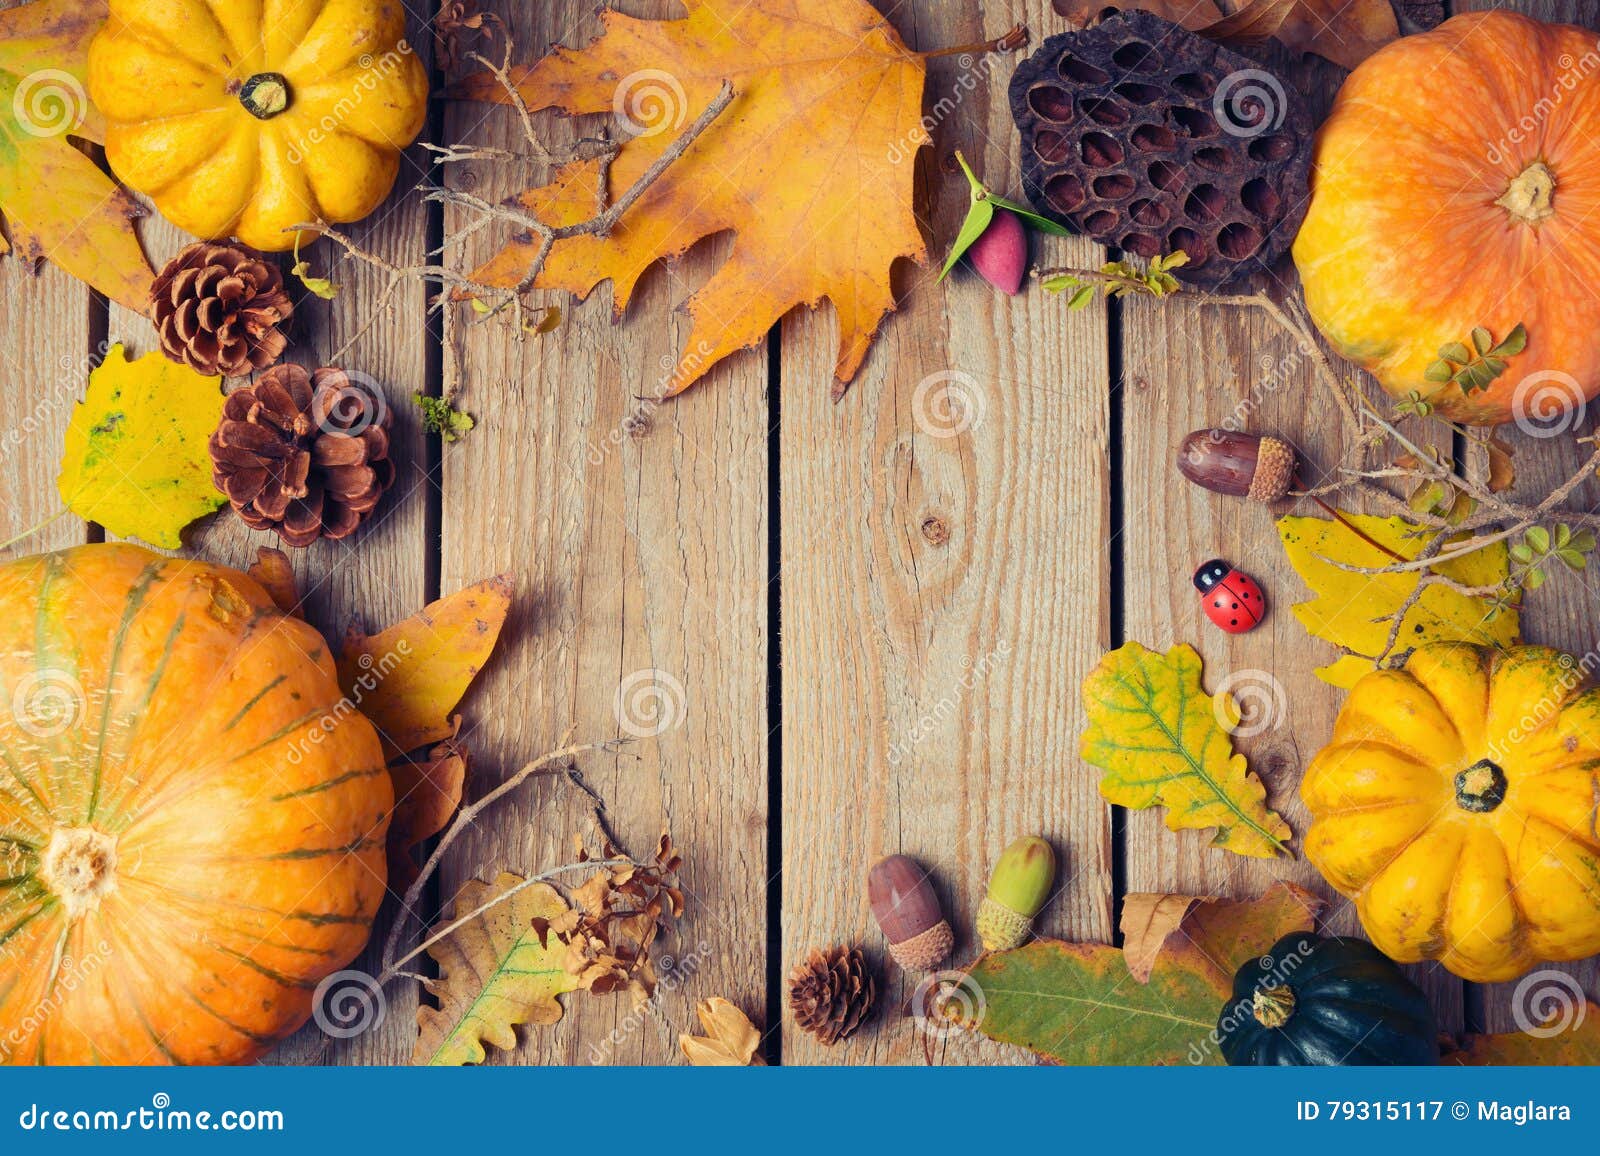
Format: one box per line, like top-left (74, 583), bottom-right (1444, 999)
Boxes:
top-left (1194, 559), bottom-right (1266, 634)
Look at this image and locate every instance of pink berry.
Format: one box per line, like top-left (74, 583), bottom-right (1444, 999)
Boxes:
top-left (968, 208), bottom-right (1027, 295)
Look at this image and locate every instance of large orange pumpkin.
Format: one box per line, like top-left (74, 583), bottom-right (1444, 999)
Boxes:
top-left (0, 545), bottom-right (390, 1064)
top-left (1294, 10), bottom-right (1600, 426)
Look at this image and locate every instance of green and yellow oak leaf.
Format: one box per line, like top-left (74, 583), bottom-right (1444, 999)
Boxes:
top-left (1277, 511), bottom-right (1519, 689)
top-left (1080, 641), bottom-right (1290, 858)
top-left (950, 883), bottom-right (1318, 1064)
top-left (0, 0), bottom-right (151, 308)
top-left (415, 873), bottom-right (580, 1066)
top-left (56, 342), bottom-right (225, 548)
top-left (452, 0), bottom-right (927, 399)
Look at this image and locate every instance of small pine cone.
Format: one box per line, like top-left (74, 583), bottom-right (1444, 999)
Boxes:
top-left (787, 945), bottom-right (876, 1046)
top-left (150, 242), bottom-right (292, 376)
top-left (209, 365), bottom-right (395, 548)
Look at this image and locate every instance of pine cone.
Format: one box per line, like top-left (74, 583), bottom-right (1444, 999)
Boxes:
top-left (787, 945), bottom-right (876, 1046)
top-left (209, 365), bottom-right (395, 548)
top-left (149, 242), bottom-right (292, 376)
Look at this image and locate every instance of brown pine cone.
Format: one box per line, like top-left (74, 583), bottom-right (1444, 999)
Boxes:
top-left (787, 945), bottom-right (876, 1046)
top-left (209, 365), bottom-right (395, 548)
top-left (149, 242), bottom-right (292, 376)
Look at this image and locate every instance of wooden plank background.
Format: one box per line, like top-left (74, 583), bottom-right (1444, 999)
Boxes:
top-left (0, 0), bottom-right (1594, 1064)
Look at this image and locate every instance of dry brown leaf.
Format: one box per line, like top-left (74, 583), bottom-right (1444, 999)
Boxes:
top-left (387, 738), bottom-right (468, 891)
top-left (679, 998), bottom-right (765, 1066)
top-left (1204, 0), bottom-right (1399, 71)
top-left (415, 873), bottom-right (580, 1065)
top-left (453, 0), bottom-right (928, 398)
top-left (246, 547), bottom-right (300, 617)
top-left (339, 575), bottom-right (513, 760)
top-left (1121, 882), bottom-right (1324, 983)
top-left (1487, 431), bottom-right (1517, 494)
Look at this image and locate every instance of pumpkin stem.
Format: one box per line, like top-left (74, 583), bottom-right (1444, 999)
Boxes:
top-left (238, 73), bottom-right (292, 120)
top-left (39, 827), bottom-right (117, 918)
top-left (1251, 984), bottom-right (1296, 1029)
top-left (1455, 759), bottom-right (1508, 813)
top-left (1495, 161), bottom-right (1556, 225)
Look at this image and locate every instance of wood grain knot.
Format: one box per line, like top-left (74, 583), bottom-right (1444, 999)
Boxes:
top-left (920, 515), bottom-right (951, 546)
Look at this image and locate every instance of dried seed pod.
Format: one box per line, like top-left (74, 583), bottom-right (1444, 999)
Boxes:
top-left (1008, 10), bottom-right (1312, 286)
top-left (1177, 429), bottom-right (1297, 503)
top-left (867, 854), bottom-right (953, 971)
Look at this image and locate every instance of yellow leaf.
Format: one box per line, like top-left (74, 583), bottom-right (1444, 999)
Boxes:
top-left (339, 576), bottom-right (512, 759)
top-left (416, 873), bottom-right (580, 1066)
top-left (0, 0), bottom-right (153, 309)
top-left (1277, 511), bottom-right (1520, 688)
top-left (246, 547), bottom-right (300, 617)
top-left (1080, 642), bottom-right (1291, 859)
top-left (453, 0), bottom-right (927, 397)
top-left (387, 739), bottom-right (467, 891)
top-left (56, 343), bottom-right (225, 548)
top-left (679, 997), bottom-right (765, 1066)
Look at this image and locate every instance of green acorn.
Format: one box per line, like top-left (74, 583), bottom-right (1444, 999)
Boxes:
top-left (976, 836), bottom-right (1056, 952)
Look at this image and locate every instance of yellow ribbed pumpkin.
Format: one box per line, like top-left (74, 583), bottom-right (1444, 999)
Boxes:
top-left (88, 0), bottom-right (428, 251)
top-left (0, 545), bottom-right (390, 1064)
top-left (1303, 643), bottom-right (1600, 983)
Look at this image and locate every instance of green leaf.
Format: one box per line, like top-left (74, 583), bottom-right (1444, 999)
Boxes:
top-left (1556, 549), bottom-right (1588, 571)
top-left (1080, 642), bottom-right (1290, 858)
top-left (938, 197), bottom-right (995, 281)
top-left (56, 344), bottom-right (226, 549)
top-left (1161, 250), bottom-right (1190, 270)
top-left (1490, 324), bottom-right (1528, 358)
top-left (1439, 342), bottom-right (1471, 364)
top-left (1526, 566), bottom-right (1546, 590)
top-left (1471, 327), bottom-right (1492, 355)
top-left (1555, 524), bottom-right (1572, 549)
top-left (1509, 543), bottom-right (1535, 565)
top-left (984, 192), bottom-right (1074, 236)
top-left (1571, 530), bottom-right (1597, 554)
top-left (415, 394), bottom-right (476, 443)
top-left (1066, 285), bottom-right (1095, 310)
top-left (1525, 525), bottom-right (1551, 554)
top-left (291, 259), bottom-right (339, 300)
top-left (1424, 360), bottom-right (1454, 383)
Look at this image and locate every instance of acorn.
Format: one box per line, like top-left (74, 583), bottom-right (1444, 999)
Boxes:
top-left (976, 836), bottom-right (1056, 952)
top-left (1177, 429), bottom-right (1297, 504)
top-left (867, 854), bottom-right (953, 971)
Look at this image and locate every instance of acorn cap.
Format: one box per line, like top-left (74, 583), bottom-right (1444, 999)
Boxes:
top-left (1248, 435), bottom-right (1296, 503)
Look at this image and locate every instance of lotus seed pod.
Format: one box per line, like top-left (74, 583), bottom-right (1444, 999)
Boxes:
top-left (867, 854), bottom-right (954, 970)
top-left (977, 836), bottom-right (1056, 951)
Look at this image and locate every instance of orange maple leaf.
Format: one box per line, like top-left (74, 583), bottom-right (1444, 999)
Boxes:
top-left (454, 0), bottom-right (929, 398)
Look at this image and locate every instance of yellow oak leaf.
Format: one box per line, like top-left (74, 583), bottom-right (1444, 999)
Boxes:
top-left (679, 997), bottom-right (765, 1066)
top-left (1080, 641), bottom-right (1291, 858)
top-left (0, 0), bottom-right (152, 308)
top-left (56, 343), bottom-right (225, 548)
top-left (1277, 511), bottom-right (1520, 689)
top-left (416, 873), bottom-right (580, 1066)
top-left (338, 575), bottom-right (512, 760)
top-left (453, 0), bottom-right (928, 398)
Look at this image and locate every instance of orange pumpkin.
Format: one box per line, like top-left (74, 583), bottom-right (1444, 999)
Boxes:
top-left (0, 545), bottom-right (390, 1064)
top-left (1294, 10), bottom-right (1600, 426)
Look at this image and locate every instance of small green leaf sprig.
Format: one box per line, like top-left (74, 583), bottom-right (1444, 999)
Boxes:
top-left (1508, 523), bottom-right (1596, 591)
top-left (1423, 323), bottom-right (1526, 394)
top-left (1042, 251), bottom-right (1189, 310)
top-left (415, 394), bottom-right (476, 443)
top-left (940, 151), bottom-right (1071, 280)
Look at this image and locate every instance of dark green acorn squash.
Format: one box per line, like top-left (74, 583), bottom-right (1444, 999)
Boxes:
top-left (1219, 933), bottom-right (1439, 1065)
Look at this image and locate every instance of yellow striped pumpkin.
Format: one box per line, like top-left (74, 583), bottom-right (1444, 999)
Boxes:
top-left (0, 544), bottom-right (389, 1064)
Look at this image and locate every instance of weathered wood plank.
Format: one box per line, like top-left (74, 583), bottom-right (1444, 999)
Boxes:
top-left (99, 32), bottom-right (436, 1063)
top-left (437, 0), bottom-right (769, 1064)
top-left (1115, 46), bottom-right (1467, 1034)
top-left (779, 0), bottom-right (1115, 1065)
